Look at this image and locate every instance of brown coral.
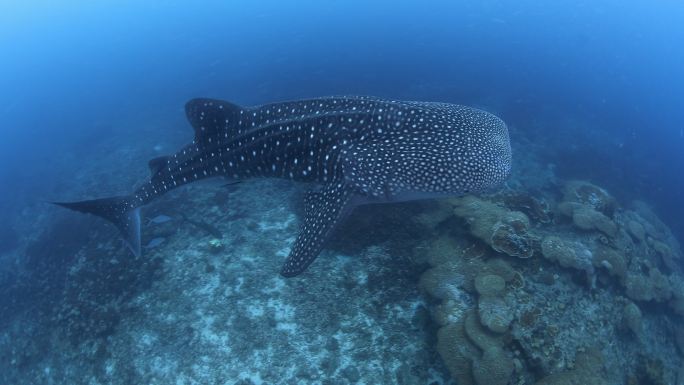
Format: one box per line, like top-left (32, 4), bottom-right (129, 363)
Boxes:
top-left (451, 196), bottom-right (534, 258)
top-left (472, 347), bottom-right (514, 385)
top-left (541, 236), bottom-right (594, 276)
top-left (563, 180), bottom-right (616, 217)
top-left (571, 206), bottom-right (617, 237)
top-left (624, 268), bottom-right (672, 303)
top-left (623, 302), bottom-right (643, 336)
top-left (502, 193), bottom-right (552, 224)
top-left (464, 310), bottom-right (504, 351)
top-left (478, 296), bottom-right (514, 333)
top-left (592, 246), bottom-right (627, 281)
top-left (491, 214), bottom-right (534, 258)
top-left (535, 348), bottom-right (605, 385)
top-left (437, 319), bottom-right (478, 385)
top-left (475, 274), bottom-right (506, 297)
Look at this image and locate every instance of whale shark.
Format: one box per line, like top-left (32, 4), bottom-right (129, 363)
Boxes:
top-left (55, 96), bottom-right (511, 277)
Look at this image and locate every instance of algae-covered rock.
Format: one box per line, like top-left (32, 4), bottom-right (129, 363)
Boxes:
top-left (437, 320), bottom-right (478, 385)
top-left (667, 274), bottom-right (684, 316)
top-left (420, 256), bottom-right (487, 296)
top-left (535, 348), bottom-right (605, 385)
top-left (484, 258), bottom-right (517, 282)
top-left (478, 296), bottom-right (514, 333)
top-left (472, 346), bottom-right (514, 385)
top-left (592, 247), bottom-right (627, 280)
top-left (624, 269), bottom-right (672, 303)
top-left (490, 212), bottom-right (534, 258)
top-left (541, 236), bottom-right (575, 267)
top-left (451, 196), bottom-right (534, 258)
top-left (558, 182), bottom-right (618, 237)
top-left (571, 206), bottom-right (617, 237)
top-left (502, 192), bottom-right (552, 224)
top-left (541, 236), bottom-right (595, 277)
top-left (648, 268), bottom-right (672, 302)
top-left (475, 274), bottom-right (506, 297)
top-left (650, 239), bottom-right (679, 271)
top-left (464, 310), bottom-right (504, 351)
top-left (563, 180), bottom-right (616, 217)
top-left (419, 263), bottom-right (464, 300)
top-left (625, 273), bottom-right (654, 302)
top-left (623, 301), bottom-right (643, 336)
top-left (434, 299), bottom-right (469, 326)
top-left (422, 235), bottom-right (461, 267)
top-left (627, 220), bottom-right (646, 243)
top-left (669, 297), bottom-right (684, 317)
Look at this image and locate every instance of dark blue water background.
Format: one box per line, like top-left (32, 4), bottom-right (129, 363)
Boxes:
top-left (1, 0), bottom-right (682, 244)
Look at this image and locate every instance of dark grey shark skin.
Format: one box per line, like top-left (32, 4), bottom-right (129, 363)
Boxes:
top-left (55, 96), bottom-right (512, 277)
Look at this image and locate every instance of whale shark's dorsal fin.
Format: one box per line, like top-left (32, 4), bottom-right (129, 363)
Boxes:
top-left (281, 182), bottom-right (357, 277)
top-left (185, 98), bottom-right (244, 144)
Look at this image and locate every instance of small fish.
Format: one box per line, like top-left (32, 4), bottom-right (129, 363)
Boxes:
top-left (147, 215), bottom-right (172, 225)
top-left (54, 96), bottom-right (511, 277)
top-left (144, 237), bottom-right (165, 249)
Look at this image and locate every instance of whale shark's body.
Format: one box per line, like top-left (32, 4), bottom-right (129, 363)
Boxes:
top-left (56, 96), bottom-right (511, 276)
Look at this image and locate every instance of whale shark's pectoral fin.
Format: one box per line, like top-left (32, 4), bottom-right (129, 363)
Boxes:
top-left (281, 182), bottom-right (357, 277)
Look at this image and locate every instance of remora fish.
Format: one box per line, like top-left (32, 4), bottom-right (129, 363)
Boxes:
top-left (55, 96), bottom-right (511, 277)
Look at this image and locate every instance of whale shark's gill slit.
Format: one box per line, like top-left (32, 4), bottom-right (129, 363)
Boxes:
top-left (53, 196), bottom-right (141, 256)
top-left (281, 183), bottom-right (357, 277)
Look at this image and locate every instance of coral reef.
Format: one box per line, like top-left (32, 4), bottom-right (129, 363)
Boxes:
top-left (478, 295), bottom-right (513, 333)
top-left (436, 318), bottom-right (479, 385)
top-left (472, 346), bottom-right (514, 385)
top-left (502, 193), bottom-right (552, 224)
top-left (562, 180), bottom-right (616, 217)
top-left (535, 348), bottom-right (605, 385)
top-left (2, 136), bottom-right (683, 385)
top-left (623, 301), bottom-right (643, 336)
top-left (451, 196), bottom-right (535, 258)
top-left (419, 178), bottom-right (684, 385)
top-left (474, 274), bottom-right (506, 297)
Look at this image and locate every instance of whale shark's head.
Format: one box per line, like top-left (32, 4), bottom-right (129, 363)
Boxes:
top-left (458, 108), bottom-right (511, 192)
top-left (342, 103), bottom-right (511, 201)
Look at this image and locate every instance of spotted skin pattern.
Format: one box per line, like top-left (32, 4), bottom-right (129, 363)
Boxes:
top-left (55, 96), bottom-right (511, 277)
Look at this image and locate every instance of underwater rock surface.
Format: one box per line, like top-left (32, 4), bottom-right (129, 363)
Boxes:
top-left (0, 136), bottom-right (683, 385)
top-left (0, 180), bottom-right (449, 385)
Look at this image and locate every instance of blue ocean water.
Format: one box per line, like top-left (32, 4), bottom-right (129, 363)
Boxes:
top-left (1, 0), bottom-right (682, 237)
top-left (1, 1), bottom-right (683, 384)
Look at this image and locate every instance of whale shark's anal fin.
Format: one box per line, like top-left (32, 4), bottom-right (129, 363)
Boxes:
top-left (52, 196), bottom-right (141, 256)
top-left (281, 183), bottom-right (357, 277)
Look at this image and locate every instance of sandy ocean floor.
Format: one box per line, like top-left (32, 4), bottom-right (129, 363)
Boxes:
top-left (0, 178), bottom-right (452, 385)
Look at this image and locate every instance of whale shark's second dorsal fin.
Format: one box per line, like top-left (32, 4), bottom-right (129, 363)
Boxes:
top-left (148, 156), bottom-right (169, 176)
top-left (185, 98), bottom-right (244, 144)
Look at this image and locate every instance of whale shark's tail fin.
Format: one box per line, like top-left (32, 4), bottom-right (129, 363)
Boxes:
top-left (53, 196), bottom-right (141, 256)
